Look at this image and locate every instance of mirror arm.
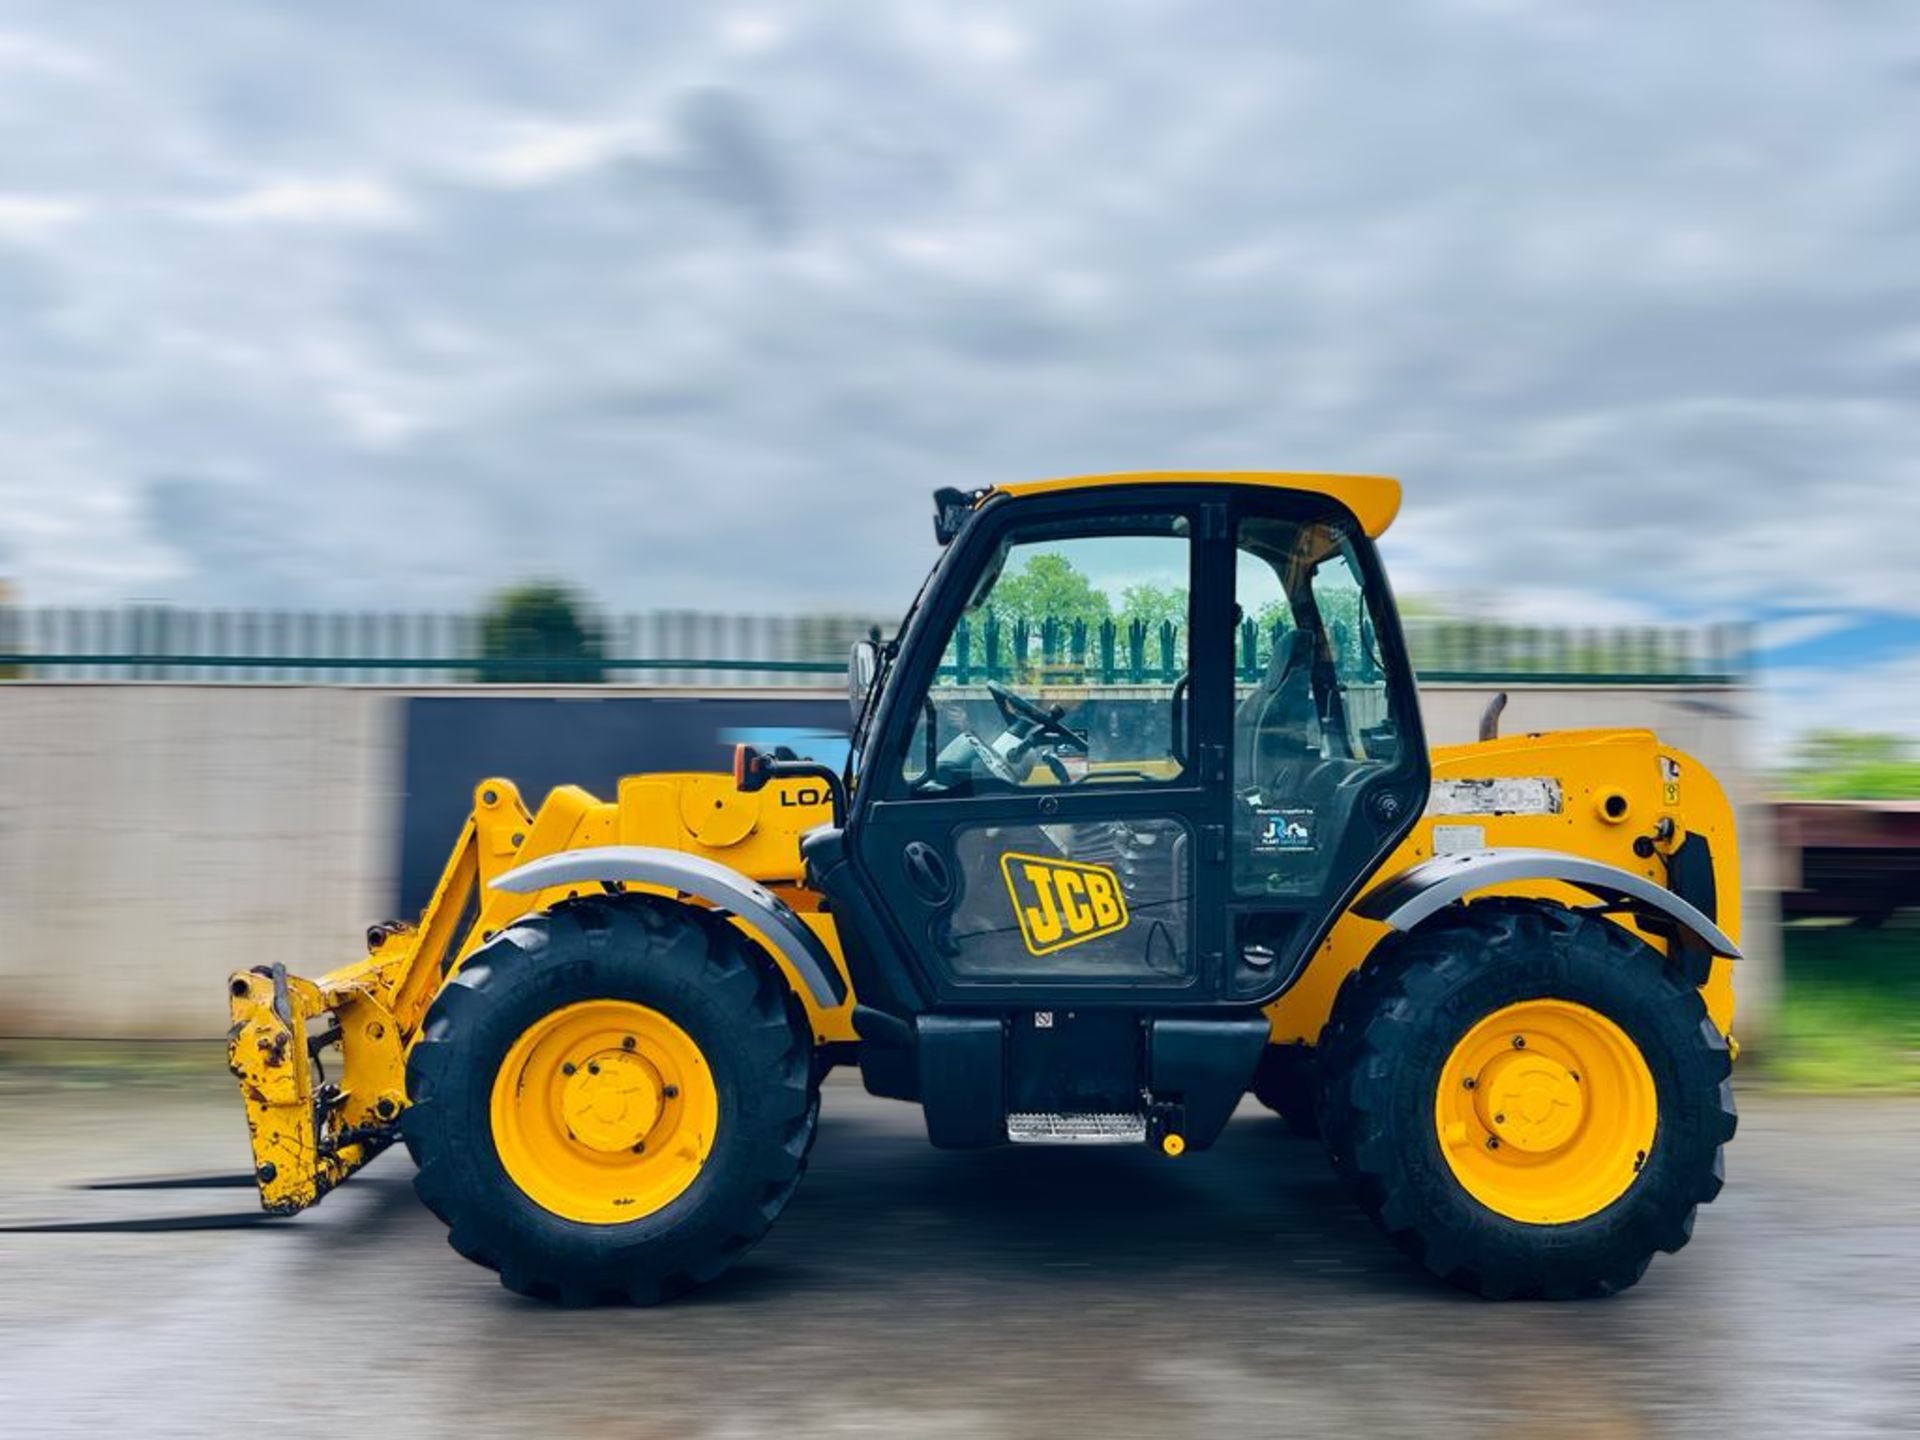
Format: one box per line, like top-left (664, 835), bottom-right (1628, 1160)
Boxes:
top-left (734, 744), bottom-right (847, 826)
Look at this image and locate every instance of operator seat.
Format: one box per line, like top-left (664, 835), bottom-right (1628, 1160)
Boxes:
top-left (1233, 630), bottom-right (1319, 798)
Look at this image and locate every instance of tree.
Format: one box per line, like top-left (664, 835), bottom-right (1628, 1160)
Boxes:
top-left (986, 552), bottom-right (1112, 630)
top-left (478, 582), bottom-right (604, 684)
top-left (1780, 731), bottom-right (1920, 800)
top-left (1119, 582), bottom-right (1188, 630)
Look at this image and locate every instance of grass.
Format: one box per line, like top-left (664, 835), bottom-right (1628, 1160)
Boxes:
top-left (1771, 921), bottom-right (1920, 1092)
top-left (0, 1038), bottom-right (229, 1093)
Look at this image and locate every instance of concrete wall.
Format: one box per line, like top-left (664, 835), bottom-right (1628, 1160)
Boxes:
top-left (0, 680), bottom-right (1780, 1044)
top-left (0, 685), bottom-right (400, 1036)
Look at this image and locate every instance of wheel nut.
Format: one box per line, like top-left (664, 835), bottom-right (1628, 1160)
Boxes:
top-left (587, 1062), bottom-right (600, 1076)
top-left (562, 1062), bottom-right (576, 1076)
top-left (1512, 1036), bottom-right (1527, 1049)
top-left (1485, 1136), bottom-right (1500, 1150)
top-left (1462, 1076), bottom-right (1477, 1090)
top-left (663, 1085), bottom-right (679, 1099)
top-left (1493, 1113), bottom-right (1506, 1125)
top-left (632, 1141), bottom-right (646, 1154)
top-left (622, 1036), bottom-right (636, 1050)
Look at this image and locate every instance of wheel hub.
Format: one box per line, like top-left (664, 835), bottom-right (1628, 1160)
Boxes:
top-left (1434, 998), bottom-right (1658, 1225)
top-left (489, 999), bottom-right (718, 1224)
top-left (1473, 1048), bottom-right (1584, 1154)
top-left (561, 1050), bottom-right (663, 1153)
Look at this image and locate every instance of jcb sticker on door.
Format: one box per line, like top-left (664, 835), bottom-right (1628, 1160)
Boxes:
top-left (999, 853), bottom-right (1129, 956)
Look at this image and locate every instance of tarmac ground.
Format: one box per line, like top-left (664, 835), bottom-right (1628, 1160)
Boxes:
top-left (1, 1070), bottom-right (1915, 1438)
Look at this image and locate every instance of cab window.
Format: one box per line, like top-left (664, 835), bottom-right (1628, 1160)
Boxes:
top-left (1232, 514), bottom-right (1403, 896)
top-left (901, 515), bottom-right (1191, 794)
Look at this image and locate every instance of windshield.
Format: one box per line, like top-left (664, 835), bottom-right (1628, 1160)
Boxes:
top-left (895, 513), bottom-right (1194, 797)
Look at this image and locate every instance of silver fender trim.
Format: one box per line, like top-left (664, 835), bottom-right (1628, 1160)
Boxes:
top-left (493, 846), bottom-right (849, 1008)
top-left (1351, 846), bottom-right (1740, 959)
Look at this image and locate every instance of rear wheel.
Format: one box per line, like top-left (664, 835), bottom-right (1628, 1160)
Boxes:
top-left (1315, 902), bottom-right (1735, 1299)
top-left (403, 895), bottom-right (815, 1306)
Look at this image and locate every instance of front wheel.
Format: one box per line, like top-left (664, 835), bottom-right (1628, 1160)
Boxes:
top-left (1315, 902), bottom-right (1736, 1299)
top-left (402, 895), bottom-right (816, 1306)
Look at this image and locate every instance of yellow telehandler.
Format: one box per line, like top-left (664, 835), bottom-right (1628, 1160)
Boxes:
top-left (226, 472), bottom-right (1739, 1304)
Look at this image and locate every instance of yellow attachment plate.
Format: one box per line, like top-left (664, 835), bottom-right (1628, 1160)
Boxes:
top-left (228, 966), bottom-right (379, 1213)
top-left (1433, 999), bottom-right (1657, 1225)
top-left (490, 999), bottom-right (719, 1225)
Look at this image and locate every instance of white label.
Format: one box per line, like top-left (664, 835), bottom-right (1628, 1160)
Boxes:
top-left (1433, 824), bottom-right (1488, 856)
top-left (1429, 777), bottom-right (1564, 817)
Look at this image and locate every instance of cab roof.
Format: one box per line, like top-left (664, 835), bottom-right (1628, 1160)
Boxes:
top-left (992, 471), bottom-right (1401, 538)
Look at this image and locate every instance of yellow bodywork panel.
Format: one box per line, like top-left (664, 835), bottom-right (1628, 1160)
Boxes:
top-left (1263, 728), bottom-right (1741, 1047)
top-left (994, 471), bottom-right (1402, 538)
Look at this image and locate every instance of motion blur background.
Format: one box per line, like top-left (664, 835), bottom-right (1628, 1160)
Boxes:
top-left (1, 5), bottom-right (1918, 1435)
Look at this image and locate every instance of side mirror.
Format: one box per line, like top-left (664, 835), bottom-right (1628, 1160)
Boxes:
top-left (847, 640), bottom-right (879, 725)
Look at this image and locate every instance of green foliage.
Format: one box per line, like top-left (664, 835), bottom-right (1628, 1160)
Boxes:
top-left (1118, 582), bottom-right (1188, 630)
top-left (478, 581), bottom-right (604, 684)
top-left (1774, 924), bottom-right (1920, 1091)
top-left (1779, 731), bottom-right (1920, 800)
top-left (987, 552), bottom-right (1113, 630)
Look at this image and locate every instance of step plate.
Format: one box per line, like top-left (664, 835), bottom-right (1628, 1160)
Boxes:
top-left (1005, 1112), bottom-right (1147, 1145)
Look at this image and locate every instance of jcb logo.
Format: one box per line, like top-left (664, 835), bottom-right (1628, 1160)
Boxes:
top-left (999, 853), bottom-right (1129, 956)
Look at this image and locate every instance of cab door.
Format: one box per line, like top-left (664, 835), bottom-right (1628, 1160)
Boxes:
top-left (851, 488), bottom-right (1235, 1006)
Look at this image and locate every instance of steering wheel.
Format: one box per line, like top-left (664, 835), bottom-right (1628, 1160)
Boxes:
top-left (985, 680), bottom-right (1087, 753)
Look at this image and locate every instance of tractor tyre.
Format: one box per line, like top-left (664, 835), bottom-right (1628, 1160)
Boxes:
top-left (1249, 1044), bottom-right (1321, 1138)
top-left (402, 893), bottom-right (816, 1306)
top-left (1314, 901), bottom-right (1736, 1300)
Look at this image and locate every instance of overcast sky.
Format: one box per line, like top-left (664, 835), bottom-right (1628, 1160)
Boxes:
top-left (1, 2), bottom-right (1916, 749)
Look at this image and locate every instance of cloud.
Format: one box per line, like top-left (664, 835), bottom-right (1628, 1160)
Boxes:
top-left (0, 30), bottom-right (97, 78)
top-left (669, 87), bottom-right (798, 241)
top-left (1756, 613), bottom-right (1856, 654)
top-left (177, 178), bottom-right (416, 228)
top-left (0, 1), bottom-right (1917, 748)
top-left (469, 120), bottom-right (670, 187)
top-left (0, 195), bottom-right (87, 238)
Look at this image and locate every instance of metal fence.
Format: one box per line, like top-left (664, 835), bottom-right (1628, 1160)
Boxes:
top-left (0, 603), bottom-right (1751, 687)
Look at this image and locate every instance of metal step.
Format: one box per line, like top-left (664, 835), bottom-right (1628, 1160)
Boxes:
top-left (1005, 1112), bottom-right (1147, 1145)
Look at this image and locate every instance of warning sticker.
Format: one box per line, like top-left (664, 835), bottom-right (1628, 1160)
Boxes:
top-left (1252, 808), bottom-right (1318, 855)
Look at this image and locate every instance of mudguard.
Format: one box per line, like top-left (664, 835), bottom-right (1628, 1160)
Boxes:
top-left (492, 846), bottom-right (849, 1008)
top-left (1352, 846), bottom-right (1740, 959)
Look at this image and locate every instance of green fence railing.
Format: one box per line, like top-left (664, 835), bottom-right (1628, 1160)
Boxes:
top-left (0, 604), bottom-right (1750, 688)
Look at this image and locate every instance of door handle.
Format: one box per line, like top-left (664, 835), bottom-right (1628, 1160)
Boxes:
top-left (902, 841), bottom-right (953, 903)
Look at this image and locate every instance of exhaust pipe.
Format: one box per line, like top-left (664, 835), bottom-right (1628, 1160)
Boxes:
top-left (1479, 691), bottom-right (1509, 743)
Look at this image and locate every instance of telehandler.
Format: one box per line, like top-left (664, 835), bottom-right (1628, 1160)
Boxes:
top-left (226, 472), bottom-right (1739, 1304)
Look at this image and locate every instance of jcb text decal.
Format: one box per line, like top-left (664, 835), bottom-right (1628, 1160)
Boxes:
top-left (999, 853), bottom-right (1129, 956)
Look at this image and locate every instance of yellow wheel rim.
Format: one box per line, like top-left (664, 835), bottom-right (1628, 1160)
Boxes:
top-left (489, 999), bottom-right (719, 1224)
top-left (1434, 999), bottom-right (1657, 1225)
